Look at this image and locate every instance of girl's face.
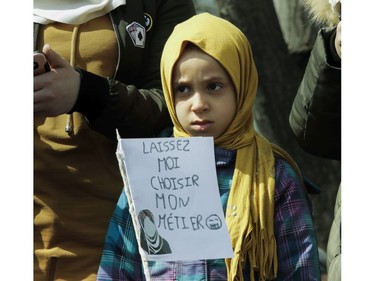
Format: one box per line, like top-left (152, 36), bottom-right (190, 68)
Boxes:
top-left (172, 47), bottom-right (237, 139)
top-left (143, 217), bottom-right (157, 237)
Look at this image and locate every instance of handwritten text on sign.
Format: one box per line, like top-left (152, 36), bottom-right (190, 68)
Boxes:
top-left (118, 137), bottom-right (233, 261)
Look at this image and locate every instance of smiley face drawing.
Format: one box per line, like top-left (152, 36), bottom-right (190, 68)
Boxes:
top-left (205, 214), bottom-right (222, 230)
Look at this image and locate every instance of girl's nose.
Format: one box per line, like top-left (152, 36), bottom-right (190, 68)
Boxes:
top-left (191, 93), bottom-right (208, 113)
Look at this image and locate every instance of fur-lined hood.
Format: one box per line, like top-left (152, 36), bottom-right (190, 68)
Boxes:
top-left (302, 0), bottom-right (341, 26)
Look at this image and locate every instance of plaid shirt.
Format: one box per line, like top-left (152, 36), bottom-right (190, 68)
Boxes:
top-left (97, 147), bottom-right (320, 280)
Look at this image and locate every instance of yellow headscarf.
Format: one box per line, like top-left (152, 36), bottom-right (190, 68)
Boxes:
top-left (160, 13), bottom-right (301, 281)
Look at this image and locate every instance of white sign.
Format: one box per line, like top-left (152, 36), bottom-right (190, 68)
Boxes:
top-left (117, 136), bottom-right (233, 261)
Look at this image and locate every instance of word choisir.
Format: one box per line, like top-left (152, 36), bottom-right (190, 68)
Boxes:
top-left (150, 175), bottom-right (199, 191)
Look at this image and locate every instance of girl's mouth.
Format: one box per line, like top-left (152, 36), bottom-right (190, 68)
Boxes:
top-left (191, 120), bottom-right (213, 131)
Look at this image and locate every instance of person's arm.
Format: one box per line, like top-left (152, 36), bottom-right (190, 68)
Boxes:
top-left (273, 158), bottom-right (321, 280)
top-left (34, 0), bottom-right (196, 140)
top-left (97, 189), bottom-right (144, 280)
top-left (76, 0), bottom-right (195, 139)
top-left (289, 25), bottom-right (341, 160)
top-left (74, 0), bottom-right (196, 139)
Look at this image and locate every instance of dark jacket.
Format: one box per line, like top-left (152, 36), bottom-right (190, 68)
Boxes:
top-left (289, 26), bottom-right (341, 281)
top-left (289, 27), bottom-right (341, 161)
top-left (34, 0), bottom-right (196, 139)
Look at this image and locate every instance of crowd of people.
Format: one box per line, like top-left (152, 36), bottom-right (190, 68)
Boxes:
top-left (33, 0), bottom-right (341, 280)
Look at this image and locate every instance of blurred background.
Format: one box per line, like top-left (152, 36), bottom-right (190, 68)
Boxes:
top-left (192, 0), bottom-right (341, 277)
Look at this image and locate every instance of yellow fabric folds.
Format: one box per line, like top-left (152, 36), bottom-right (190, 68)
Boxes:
top-left (160, 13), bottom-right (300, 281)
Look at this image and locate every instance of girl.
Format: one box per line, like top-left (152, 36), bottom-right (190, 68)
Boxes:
top-left (98, 13), bottom-right (320, 281)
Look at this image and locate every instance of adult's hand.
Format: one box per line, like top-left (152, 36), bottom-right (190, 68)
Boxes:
top-left (335, 21), bottom-right (341, 58)
top-left (34, 44), bottom-right (80, 116)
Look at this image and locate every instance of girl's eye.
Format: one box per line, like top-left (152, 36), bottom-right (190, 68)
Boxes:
top-left (175, 85), bottom-right (189, 94)
top-left (207, 83), bottom-right (222, 91)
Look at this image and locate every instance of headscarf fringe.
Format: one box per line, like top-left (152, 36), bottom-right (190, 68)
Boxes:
top-left (247, 229), bottom-right (277, 281)
top-left (226, 226), bottom-right (278, 281)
